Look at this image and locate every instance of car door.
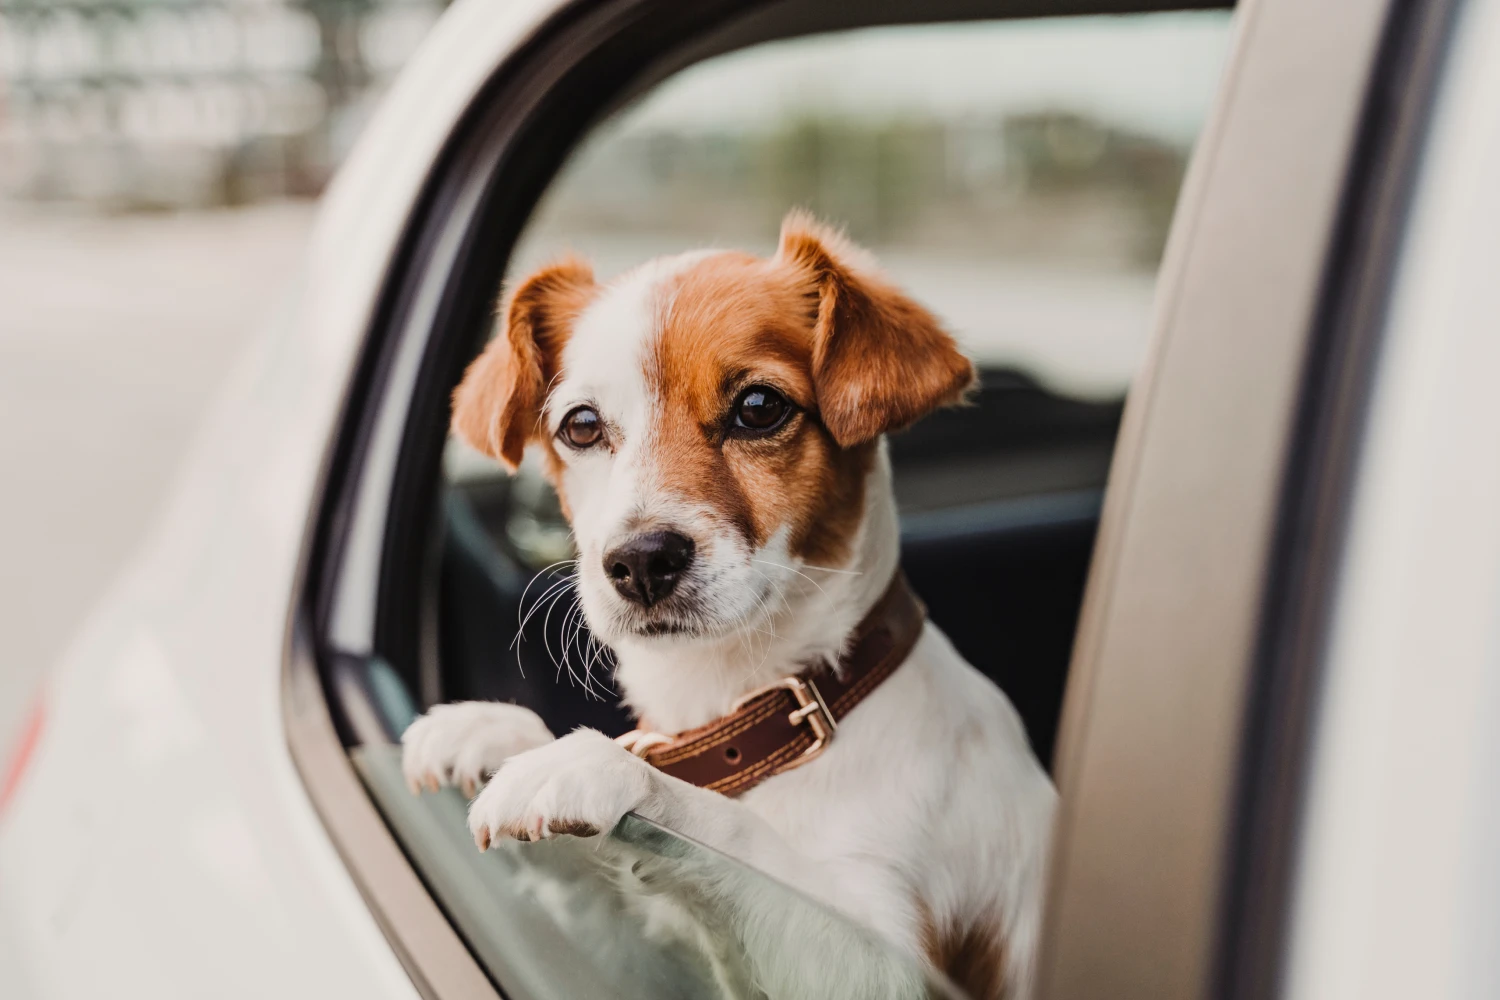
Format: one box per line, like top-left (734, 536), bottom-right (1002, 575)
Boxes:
top-left (272, 0), bottom-right (1484, 997)
top-left (1041, 1), bottom-right (1471, 999)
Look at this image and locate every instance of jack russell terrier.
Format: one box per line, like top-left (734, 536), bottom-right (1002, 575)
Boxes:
top-left (401, 211), bottom-right (1056, 999)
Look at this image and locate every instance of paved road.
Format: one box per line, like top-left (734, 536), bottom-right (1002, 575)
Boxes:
top-left (0, 202), bottom-right (316, 748)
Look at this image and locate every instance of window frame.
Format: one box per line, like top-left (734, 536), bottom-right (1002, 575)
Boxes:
top-left (1040, 1), bottom-right (1459, 999)
top-left (282, 1), bottom-right (1239, 998)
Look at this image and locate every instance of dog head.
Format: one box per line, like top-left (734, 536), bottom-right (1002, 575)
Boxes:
top-left (452, 211), bottom-right (974, 646)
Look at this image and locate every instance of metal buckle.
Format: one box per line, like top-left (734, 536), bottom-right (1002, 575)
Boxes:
top-left (729, 675), bottom-right (837, 769)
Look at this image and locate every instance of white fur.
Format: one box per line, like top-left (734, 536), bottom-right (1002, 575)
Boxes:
top-left (405, 254), bottom-right (1057, 999)
top-left (401, 701), bottom-right (553, 796)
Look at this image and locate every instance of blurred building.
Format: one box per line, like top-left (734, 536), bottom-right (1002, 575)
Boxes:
top-left (0, 0), bottom-right (448, 208)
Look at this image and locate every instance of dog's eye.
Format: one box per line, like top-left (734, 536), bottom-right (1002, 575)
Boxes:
top-left (733, 386), bottom-right (791, 433)
top-left (560, 406), bottom-right (603, 448)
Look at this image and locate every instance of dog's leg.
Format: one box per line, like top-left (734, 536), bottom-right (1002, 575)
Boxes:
top-left (469, 729), bottom-right (932, 1000)
top-left (401, 701), bottom-right (554, 797)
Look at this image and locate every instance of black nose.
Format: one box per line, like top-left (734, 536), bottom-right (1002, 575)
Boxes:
top-left (604, 531), bottom-right (695, 607)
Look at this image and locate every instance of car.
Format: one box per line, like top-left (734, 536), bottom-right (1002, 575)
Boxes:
top-left (3, 0), bottom-right (1497, 997)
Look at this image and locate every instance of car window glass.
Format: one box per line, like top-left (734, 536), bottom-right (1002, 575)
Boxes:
top-left (357, 744), bottom-right (960, 1000)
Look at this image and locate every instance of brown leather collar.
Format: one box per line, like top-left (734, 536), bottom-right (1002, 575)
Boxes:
top-left (616, 573), bottom-right (926, 797)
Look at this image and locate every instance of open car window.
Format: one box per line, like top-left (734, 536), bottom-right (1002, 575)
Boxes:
top-left (436, 10), bottom-right (1232, 764)
top-left (329, 8), bottom-right (1235, 999)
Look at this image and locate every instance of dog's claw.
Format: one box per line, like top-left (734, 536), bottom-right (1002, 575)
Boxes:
top-left (461, 777), bottom-right (477, 799)
top-left (475, 827), bottom-right (491, 851)
top-left (424, 775), bottom-right (439, 793)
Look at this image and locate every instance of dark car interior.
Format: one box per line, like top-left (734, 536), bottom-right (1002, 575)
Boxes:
top-left (427, 368), bottom-right (1121, 770)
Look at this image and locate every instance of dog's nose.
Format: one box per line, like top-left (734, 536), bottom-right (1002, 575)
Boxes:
top-left (604, 531), bottom-right (695, 607)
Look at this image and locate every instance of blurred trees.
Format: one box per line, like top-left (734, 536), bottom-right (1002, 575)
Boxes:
top-left (534, 110), bottom-right (1188, 270)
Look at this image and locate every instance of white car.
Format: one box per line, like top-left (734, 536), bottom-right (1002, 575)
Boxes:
top-left (3, 0), bottom-right (1498, 997)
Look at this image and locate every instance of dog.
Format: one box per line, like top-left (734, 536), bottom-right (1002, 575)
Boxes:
top-left (401, 211), bottom-right (1056, 999)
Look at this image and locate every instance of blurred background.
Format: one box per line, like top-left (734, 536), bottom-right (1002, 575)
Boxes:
top-left (0, 0), bottom-right (451, 746)
top-left (0, 1), bottom-right (1228, 749)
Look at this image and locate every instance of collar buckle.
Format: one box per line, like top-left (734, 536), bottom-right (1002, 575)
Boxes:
top-left (731, 675), bottom-right (837, 768)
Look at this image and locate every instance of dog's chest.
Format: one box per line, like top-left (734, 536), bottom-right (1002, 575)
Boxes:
top-left (735, 720), bottom-right (915, 861)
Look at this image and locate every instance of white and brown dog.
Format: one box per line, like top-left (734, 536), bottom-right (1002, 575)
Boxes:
top-left (401, 212), bottom-right (1055, 999)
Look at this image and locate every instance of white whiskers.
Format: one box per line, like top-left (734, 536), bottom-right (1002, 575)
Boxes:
top-left (512, 559), bottom-right (615, 699)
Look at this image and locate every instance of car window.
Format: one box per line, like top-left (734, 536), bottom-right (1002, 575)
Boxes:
top-left (439, 9), bottom-right (1231, 749)
top-left (414, 11), bottom-right (1233, 999)
top-left (356, 744), bottom-right (960, 1000)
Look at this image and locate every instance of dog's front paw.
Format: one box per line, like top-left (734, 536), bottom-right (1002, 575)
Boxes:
top-left (467, 729), bottom-right (656, 849)
top-left (402, 702), bottom-right (554, 797)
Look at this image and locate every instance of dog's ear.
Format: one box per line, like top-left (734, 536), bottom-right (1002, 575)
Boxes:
top-left (776, 211), bottom-right (975, 448)
top-left (451, 257), bottom-right (596, 470)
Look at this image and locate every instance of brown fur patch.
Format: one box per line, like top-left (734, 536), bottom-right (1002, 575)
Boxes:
top-left (645, 213), bottom-right (970, 564)
top-left (451, 257), bottom-right (596, 469)
top-left (452, 214), bottom-right (972, 563)
top-left (918, 902), bottom-right (1010, 1000)
top-left (650, 251), bottom-right (875, 564)
top-left (778, 211), bottom-right (976, 448)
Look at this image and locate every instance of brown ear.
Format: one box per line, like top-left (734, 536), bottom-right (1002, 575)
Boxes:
top-left (776, 211), bottom-right (975, 447)
top-left (451, 257), bottom-right (596, 469)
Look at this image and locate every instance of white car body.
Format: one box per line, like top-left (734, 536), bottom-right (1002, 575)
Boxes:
top-left (0, 1), bottom-right (564, 995)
